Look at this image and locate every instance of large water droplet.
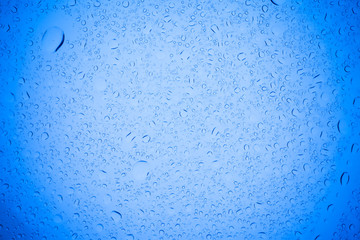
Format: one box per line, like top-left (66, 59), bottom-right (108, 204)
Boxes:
top-left (131, 161), bottom-right (149, 181)
top-left (41, 26), bottom-right (65, 53)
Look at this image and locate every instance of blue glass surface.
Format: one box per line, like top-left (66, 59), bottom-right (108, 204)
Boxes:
top-left (1, 0), bottom-right (360, 239)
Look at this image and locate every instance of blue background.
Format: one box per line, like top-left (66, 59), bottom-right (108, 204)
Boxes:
top-left (1, 0), bottom-right (360, 239)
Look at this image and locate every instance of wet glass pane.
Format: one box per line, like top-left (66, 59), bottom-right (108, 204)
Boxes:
top-left (1, 0), bottom-right (359, 239)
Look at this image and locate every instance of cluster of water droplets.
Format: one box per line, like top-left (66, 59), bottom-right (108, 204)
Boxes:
top-left (0, 0), bottom-right (359, 239)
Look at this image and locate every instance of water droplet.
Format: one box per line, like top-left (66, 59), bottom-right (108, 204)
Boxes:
top-left (122, 1), bottom-right (129, 8)
top-left (111, 211), bottom-right (122, 223)
top-left (41, 132), bottom-right (49, 140)
top-left (41, 27), bottom-right (65, 53)
top-left (96, 223), bottom-right (104, 232)
top-left (262, 5), bottom-right (268, 13)
top-left (142, 135), bottom-right (151, 143)
top-left (132, 161), bottom-right (149, 181)
top-left (93, 0), bottom-right (101, 7)
top-left (270, 0), bottom-right (285, 6)
top-left (340, 172), bottom-right (350, 185)
top-left (126, 234), bottom-right (134, 240)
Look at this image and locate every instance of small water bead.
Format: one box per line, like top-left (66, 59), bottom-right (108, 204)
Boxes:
top-left (122, 1), bottom-right (129, 8)
top-left (96, 224), bottom-right (104, 232)
top-left (41, 132), bottom-right (49, 140)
